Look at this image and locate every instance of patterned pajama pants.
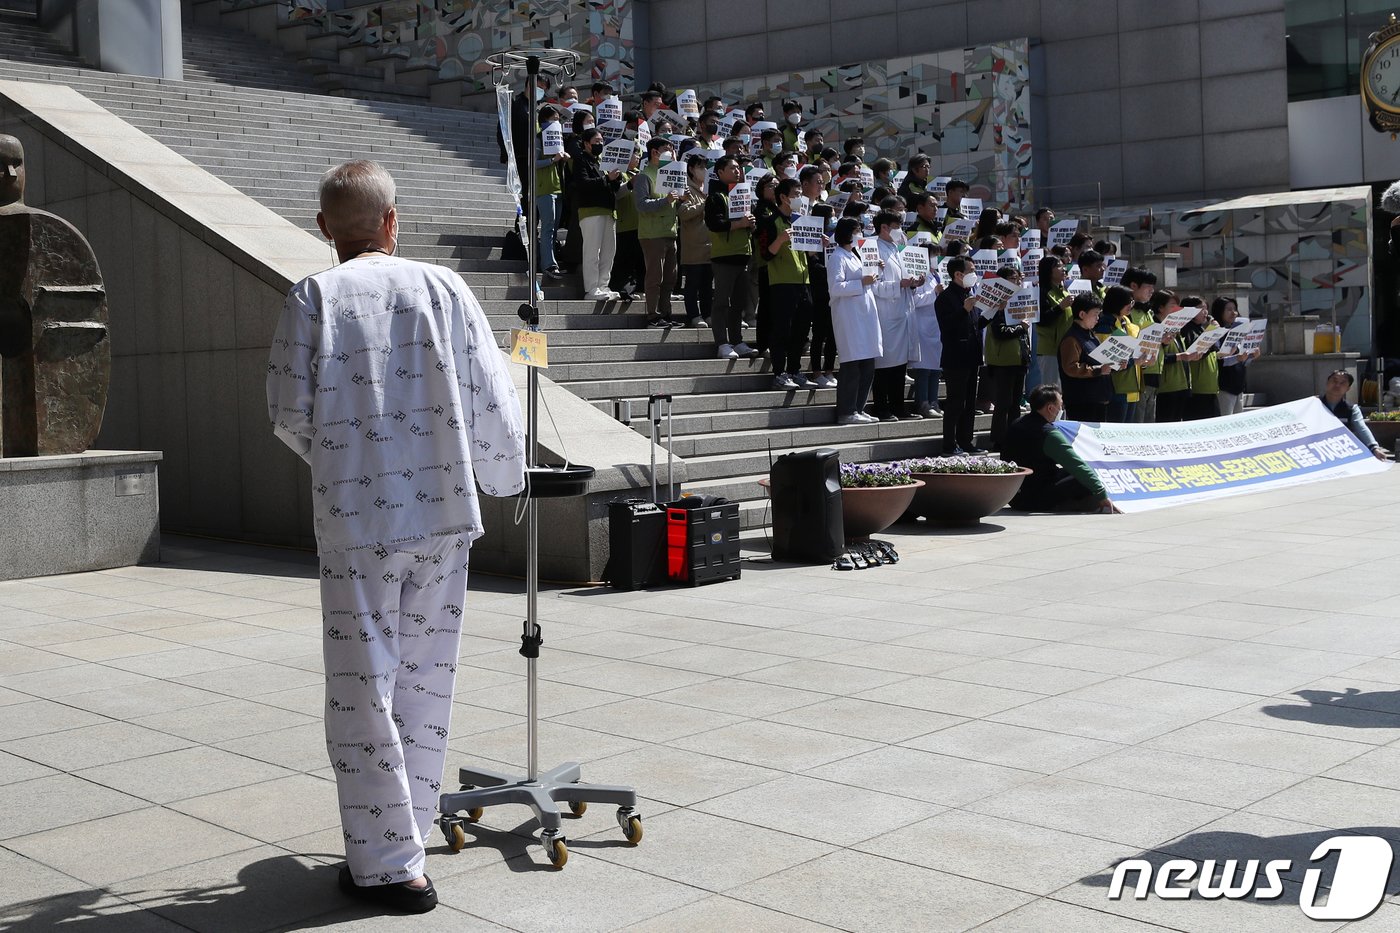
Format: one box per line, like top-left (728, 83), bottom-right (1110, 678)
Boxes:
top-left (319, 534), bottom-right (470, 886)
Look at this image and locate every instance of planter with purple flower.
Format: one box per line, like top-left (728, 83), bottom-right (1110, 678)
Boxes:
top-left (840, 461), bottom-right (924, 540)
top-left (900, 456), bottom-right (1031, 524)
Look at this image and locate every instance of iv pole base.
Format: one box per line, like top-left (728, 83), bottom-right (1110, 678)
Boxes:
top-left (438, 762), bottom-right (641, 869)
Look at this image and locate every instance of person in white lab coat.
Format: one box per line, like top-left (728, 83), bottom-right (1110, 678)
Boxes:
top-left (910, 263), bottom-right (944, 417)
top-left (870, 211), bottom-right (923, 421)
top-left (826, 217), bottom-right (881, 424)
top-left (266, 160), bottom-right (526, 914)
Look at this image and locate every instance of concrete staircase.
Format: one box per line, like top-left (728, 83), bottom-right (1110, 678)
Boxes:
top-left (0, 14), bottom-right (969, 530)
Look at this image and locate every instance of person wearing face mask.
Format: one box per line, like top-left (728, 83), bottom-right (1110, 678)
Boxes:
top-left (744, 102), bottom-right (766, 125)
top-left (1058, 294), bottom-right (1116, 422)
top-left (756, 178), bottom-right (815, 389)
top-left (758, 129), bottom-right (784, 170)
top-left (1003, 385), bottom-right (1120, 513)
top-left (677, 155), bottom-right (713, 328)
top-left (780, 99), bottom-right (804, 152)
top-left (705, 155), bottom-right (759, 359)
top-left (935, 257), bottom-right (986, 454)
top-left (773, 151), bottom-right (799, 184)
top-left (499, 74), bottom-right (550, 189)
top-left (572, 128), bottom-right (622, 301)
top-left (843, 136), bottom-right (866, 165)
top-left (799, 167), bottom-right (836, 387)
top-left (632, 137), bottom-right (683, 326)
top-left (1034, 255), bottom-right (1072, 389)
top-left (828, 217), bottom-right (882, 423)
top-left (608, 144), bottom-right (644, 301)
top-left (534, 105), bottom-right (570, 280)
top-left (868, 211), bottom-right (923, 421)
top-left (802, 130), bottom-right (824, 165)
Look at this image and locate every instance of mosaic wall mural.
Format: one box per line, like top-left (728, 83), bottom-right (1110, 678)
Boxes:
top-left (691, 40), bottom-right (1033, 210)
top-left (1102, 189), bottom-right (1374, 353)
top-left (239, 0), bottom-right (635, 95)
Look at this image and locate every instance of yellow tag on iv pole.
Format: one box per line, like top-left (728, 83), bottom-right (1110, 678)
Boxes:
top-left (510, 328), bottom-right (548, 367)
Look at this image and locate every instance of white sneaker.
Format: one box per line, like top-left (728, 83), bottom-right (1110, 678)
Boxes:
top-left (734, 342), bottom-right (759, 357)
top-left (816, 374), bottom-right (838, 388)
top-left (718, 343), bottom-right (739, 360)
top-left (695, 318), bottom-right (710, 328)
top-left (791, 373), bottom-right (812, 388)
top-left (837, 414), bottom-right (867, 425)
top-left (773, 374), bottom-right (799, 390)
top-left (856, 412), bottom-right (880, 423)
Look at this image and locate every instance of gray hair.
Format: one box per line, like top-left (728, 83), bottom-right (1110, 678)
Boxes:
top-left (318, 160), bottom-right (396, 235)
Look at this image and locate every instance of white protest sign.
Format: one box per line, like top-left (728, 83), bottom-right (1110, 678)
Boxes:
top-left (908, 231), bottom-right (936, 249)
top-left (636, 121), bottom-right (651, 147)
top-left (677, 89), bottom-right (700, 119)
top-left (728, 181), bottom-right (753, 219)
top-left (1049, 219), bottom-right (1078, 247)
top-left (1065, 264), bottom-right (1081, 283)
top-left (929, 176), bottom-right (950, 196)
top-left (1184, 326), bottom-right (1227, 356)
top-left (900, 245), bottom-right (930, 278)
top-left (1162, 307), bottom-right (1199, 338)
top-left (857, 165), bottom-right (875, 192)
top-left (669, 133), bottom-right (689, 148)
top-left (1007, 281), bottom-right (1041, 324)
top-left (1103, 259), bottom-right (1130, 286)
top-left (1021, 247), bottom-right (1045, 267)
top-left (1240, 318), bottom-right (1268, 354)
top-left (1089, 335), bottom-right (1141, 367)
top-left (904, 211), bottom-right (917, 226)
top-left (1021, 228), bottom-right (1042, 250)
top-left (943, 218), bottom-right (975, 241)
top-left (1137, 323), bottom-right (1166, 360)
top-left (598, 119), bottom-right (627, 144)
top-left (892, 170), bottom-right (908, 189)
top-left (657, 160), bottom-right (689, 195)
top-left (857, 238), bottom-right (881, 276)
top-left (961, 197), bottom-right (984, 218)
top-left (976, 277), bottom-right (1018, 318)
top-left (600, 138), bottom-right (635, 173)
top-left (744, 167), bottom-right (769, 187)
top-left (750, 120), bottom-right (777, 157)
top-left (796, 130), bottom-right (807, 152)
top-left (696, 145), bottom-right (726, 162)
top-left (1067, 278), bottom-right (1093, 296)
top-left (597, 97), bottom-right (623, 123)
top-left (789, 215), bottom-right (826, 252)
top-left (792, 195), bottom-right (811, 216)
top-left (569, 102), bottom-right (593, 117)
top-left (828, 191), bottom-right (851, 214)
top-left (541, 122), bottom-right (564, 156)
top-left (971, 249), bottom-right (1001, 277)
top-left (716, 109), bottom-right (739, 135)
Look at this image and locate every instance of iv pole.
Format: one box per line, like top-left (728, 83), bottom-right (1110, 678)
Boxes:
top-left (437, 48), bottom-right (641, 870)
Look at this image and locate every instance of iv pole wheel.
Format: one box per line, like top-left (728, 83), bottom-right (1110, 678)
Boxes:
top-left (446, 822), bottom-right (467, 852)
top-left (618, 807), bottom-right (643, 845)
top-left (465, 807), bottom-right (484, 823)
top-left (544, 833), bottom-right (569, 869)
top-left (568, 800), bottom-right (587, 817)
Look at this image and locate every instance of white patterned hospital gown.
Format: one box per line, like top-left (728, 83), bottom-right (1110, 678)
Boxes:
top-left (266, 255), bottom-right (526, 553)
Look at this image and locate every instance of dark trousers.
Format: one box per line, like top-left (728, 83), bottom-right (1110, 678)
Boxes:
top-left (1155, 389), bottom-right (1189, 423)
top-left (768, 283), bottom-right (812, 376)
top-left (808, 273), bottom-right (835, 373)
top-left (1107, 393), bottom-right (1134, 423)
top-left (755, 267), bottom-right (771, 351)
top-left (942, 366), bottom-right (979, 451)
top-left (681, 264), bottom-right (712, 322)
top-left (710, 261), bottom-right (748, 346)
top-left (872, 365), bottom-right (908, 418)
top-left (609, 230), bottom-right (644, 294)
top-left (989, 365), bottom-right (1026, 449)
top-left (1066, 400), bottom-right (1108, 423)
top-left (1012, 472), bottom-right (1099, 512)
top-left (1188, 393), bottom-right (1219, 420)
top-left (837, 358), bottom-right (876, 418)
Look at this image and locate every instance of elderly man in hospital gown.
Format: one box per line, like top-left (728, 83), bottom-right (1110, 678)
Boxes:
top-left (267, 160), bottom-right (525, 913)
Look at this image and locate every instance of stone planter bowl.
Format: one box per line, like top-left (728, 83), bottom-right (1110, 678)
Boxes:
top-left (903, 468), bottom-right (1033, 524)
top-left (1365, 419), bottom-right (1400, 452)
top-left (841, 480), bottom-right (923, 540)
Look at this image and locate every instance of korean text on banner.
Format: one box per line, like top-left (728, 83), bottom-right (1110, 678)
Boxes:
top-left (1007, 281), bottom-right (1041, 324)
top-left (971, 249), bottom-right (1001, 277)
top-left (1103, 259), bottom-right (1130, 286)
top-left (1054, 398), bottom-right (1391, 512)
top-left (728, 181), bottom-right (754, 219)
top-left (600, 139), bottom-right (635, 173)
top-left (929, 176), bottom-right (950, 196)
top-left (541, 122), bottom-right (564, 157)
top-left (1137, 323), bottom-right (1166, 359)
top-left (1049, 219), bottom-right (1079, 247)
top-left (789, 215), bottom-right (826, 252)
top-left (597, 97), bottom-right (623, 123)
top-left (976, 278), bottom-right (1018, 318)
top-left (943, 218), bottom-right (975, 241)
top-left (1184, 327), bottom-right (1226, 356)
top-left (857, 239), bottom-right (881, 276)
top-left (1089, 335), bottom-right (1141, 367)
top-left (899, 245), bottom-right (930, 278)
top-left (598, 119), bottom-right (626, 144)
top-left (677, 89), bottom-right (700, 118)
top-left (657, 161), bottom-right (689, 196)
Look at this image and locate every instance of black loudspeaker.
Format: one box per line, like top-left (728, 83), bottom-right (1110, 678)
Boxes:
top-left (769, 448), bottom-right (844, 563)
top-left (606, 500), bottom-right (667, 590)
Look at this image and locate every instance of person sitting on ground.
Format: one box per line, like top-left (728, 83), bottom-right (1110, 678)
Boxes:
top-left (1320, 370), bottom-right (1390, 460)
top-left (1003, 384), bottom-right (1121, 513)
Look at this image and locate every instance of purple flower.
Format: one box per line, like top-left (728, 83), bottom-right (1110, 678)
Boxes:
top-left (901, 456), bottom-right (1021, 475)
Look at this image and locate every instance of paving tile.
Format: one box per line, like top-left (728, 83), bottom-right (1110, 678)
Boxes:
top-left (671, 720), bottom-right (880, 772)
top-left (77, 745), bottom-right (297, 804)
top-left (548, 696), bottom-right (743, 744)
top-left (169, 774), bottom-right (341, 844)
top-left (935, 657), bottom-right (1112, 695)
top-left (587, 745), bottom-right (783, 808)
top-left (0, 662), bottom-right (153, 699)
top-left (966, 776), bottom-right (1231, 851)
top-left (0, 889), bottom-right (189, 932)
top-left (1143, 720), bottom-right (1375, 774)
top-left (46, 632), bottom-right (187, 662)
top-left (0, 697), bottom-right (109, 741)
top-left (0, 749), bottom-right (58, 785)
top-left (170, 661), bottom-right (322, 700)
top-left (729, 848), bottom-right (1033, 933)
top-left (583, 808), bottom-right (834, 892)
top-left (988, 696), bottom-right (1193, 744)
top-left (448, 719), bottom-right (644, 772)
top-left (2, 618), bottom-right (121, 647)
top-left (739, 658), bottom-right (913, 695)
top-left (0, 773), bottom-right (155, 839)
top-left (819, 642), bottom-right (976, 677)
top-left (649, 677), bottom-right (828, 718)
top-left (455, 680), bottom-right (628, 719)
top-left (1060, 676), bottom-right (1262, 718)
top-left (8, 805), bottom-right (260, 887)
top-left (902, 720), bottom-right (1125, 774)
top-left (1246, 776), bottom-right (1400, 841)
top-left (1059, 746), bottom-right (1306, 808)
top-left (805, 745), bottom-right (1041, 807)
top-left (135, 698), bottom-right (317, 744)
top-left (1216, 694), bottom-right (1400, 745)
top-left (638, 643), bottom-right (793, 676)
top-left (857, 809), bottom-right (1140, 897)
top-left (1322, 745), bottom-right (1400, 792)
top-left (854, 676), bottom-right (1042, 718)
top-left (2, 720), bottom-right (193, 772)
top-left (216, 722), bottom-right (332, 773)
top-left (766, 696), bottom-right (966, 743)
top-left (694, 774), bottom-right (943, 846)
top-left (543, 659), bottom-right (717, 697)
top-left (619, 894), bottom-right (840, 931)
top-left (107, 645), bottom-right (260, 678)
top-left (60, 678), bottom-right (230, 720)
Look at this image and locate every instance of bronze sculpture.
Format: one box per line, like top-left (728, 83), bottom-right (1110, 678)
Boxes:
top-left (0, 134), bottom-right (109, 457)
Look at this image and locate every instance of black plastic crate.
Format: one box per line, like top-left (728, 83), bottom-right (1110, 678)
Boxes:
top-left (666, 499), bottom-right (740, 587)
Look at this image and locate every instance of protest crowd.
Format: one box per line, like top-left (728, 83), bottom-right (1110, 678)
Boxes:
top-left (505, 77), bottom-right (1275, 450)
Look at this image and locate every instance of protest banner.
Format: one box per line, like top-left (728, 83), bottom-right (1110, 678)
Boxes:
top-left (695, 145), bottom-right (726, 162)
top-left (1184, 326), bottom-right (1227, 356)
top-left (668, 134), bottom-right (689, 148)
top-left (904, 211), bottom-right (917, 226)
top-left (943, 218), bottom-right (974, 241)
top-left (657, 160), bottom-right (689, 195)
top-left (541, 122), bottom-right (564, 156)
top-left (1049, 219), bottom-right (1079, 247)
top-left (716, 109), bottom-right (739, 135)
top-left (900, 245), bottom-right (930, 278)
top-left (1067, 279), bottom-right (1093, 296)
top-left (976, 277), bottom-right (1018, 318)
top-left (971, 249), bottom-right (1001, 277)
top-left (1053, 397), bottom-right (1391, 512)
top-left (961, 197), bottom-right (984, 218)
top-left (1220, 319), bottom-right (1268, 356)
top-left (857, 165), bottom-right (875, 192)
top-left (790, 215), bottom-right (826, 252)
top-left (677, 89), bottom-right (700, 118)
top-left (597, 97), bottom-right (623, 123)
top-left (857, 238), bottom-right (881, 276)
top-left (1137, 323), bottom-right (1166, 360)
top-left (828, 191), bottom-right (851, 214)
top-left (1103, 259), bottom-right (1129, 286)
top-left (1089, 335), bottom-right (1140, 367)
top-left (745, 167), bottom-right (769, 187)
top-left (908, 231), bottom-right (936, 249)
top-left (1007, 281), bottom-right (1041, 324)
top-left (1021, 228), bottom-right (1042, 250)
top-left (636, 121), bottom-right (651, 147)
top-left (598, 119), bottom-right (626, 144)
top-left (749, 120), bottom-right (777, 157)
top-left (1021, 247), bottom-right (1045, 267)
top-left (1162, 307), bottom-right (1200, 338)
top-left (568, 102), bottom-right (593, 117)
top-left (728, 181), bottom-right (754, 219)
top-left (600, 138), bottom-right (635, 173)
top-left (1240, 318), bottom-right (1268, 353)
top-left (929, 176), bottom-right (950, 196)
